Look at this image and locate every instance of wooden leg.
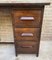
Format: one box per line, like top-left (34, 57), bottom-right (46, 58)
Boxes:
top-left (15, 45), bottom-right (17, 56)
top-left (36, 53), bottom-right (39, 57)
top-left (15, 49), bottom-right (18, 56)
top-left (16, 52), bottom-right (17, 56)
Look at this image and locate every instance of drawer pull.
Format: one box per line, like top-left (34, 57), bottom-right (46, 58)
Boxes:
top-left (20, 16), bottom-right (34, 20)
top-left (20, 46), bottom-right (32, 48)
top-left (21, 33), bottom-right (33, 36)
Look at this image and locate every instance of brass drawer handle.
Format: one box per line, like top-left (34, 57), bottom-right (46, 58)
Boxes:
top-left (21, 33), bottom-right (33, 36)
top-left (20, 16), bottom-right (34, 20)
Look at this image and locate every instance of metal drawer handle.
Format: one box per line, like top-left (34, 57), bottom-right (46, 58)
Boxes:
top-left (20, 16), bottom-right (34, 20)
top-left (21, 33), bottom-right (33, 36)
top-left (20, 46), bottom-right (32, 48)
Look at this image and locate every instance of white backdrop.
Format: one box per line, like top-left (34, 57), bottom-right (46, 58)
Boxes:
top-left (0, 0), bottom-right (50, 3)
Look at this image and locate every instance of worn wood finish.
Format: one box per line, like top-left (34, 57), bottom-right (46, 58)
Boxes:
top-left (14, 28), bottom-right (40, 41)
top-left (0, 3), bottom-right (50, 7)
top-left (36, 6), bottom-right (44, 57)
top-left (16, 41), bottom-right (38, 53)
top-left (12, 8), bottom-right (42, 56)
top-left (11, 3), bottom-right (50, 57)
top-left (13, 10), bottom-right (41, 28)
top-left (12, 9), bottom-right (42, 56)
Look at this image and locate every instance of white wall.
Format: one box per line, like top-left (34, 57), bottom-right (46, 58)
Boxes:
top-left (41, 1), bottom-right (52, 41)
top-left (0, 0), bottom-right (50, 3)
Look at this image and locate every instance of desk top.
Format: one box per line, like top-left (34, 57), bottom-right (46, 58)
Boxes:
top-left (0, 3), bottom-right (50, 7)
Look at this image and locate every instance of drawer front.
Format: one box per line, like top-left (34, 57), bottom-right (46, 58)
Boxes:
top-left (13, 10), bottom-right (41, 28)
top-left (14, 28), bottom-right (40, 41)
top-left (16, 41), bottom-right (38, 53)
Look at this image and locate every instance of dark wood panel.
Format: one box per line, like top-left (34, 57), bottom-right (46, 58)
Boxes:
top-left (16, 41), bottom-right (38, 46)
top-left (16, 41), bottom-right (38, 53)
top-left (13, 10), bottom-right (41, 28)
top-left (14, 28), bottom-right (40, 41)
top-left (11, 5), bottom-right (45, 56)
top-left (0, 3), bottom-right (50, 7)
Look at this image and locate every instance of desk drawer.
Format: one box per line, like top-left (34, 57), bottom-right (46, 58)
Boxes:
top-left (13, 10), bottom-right (41, 28)
top-left (16, 41), bottom-right (38, 53)
top-left (14, 28), bottom-right (40, 41)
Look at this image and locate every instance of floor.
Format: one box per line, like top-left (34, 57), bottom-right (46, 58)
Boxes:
top-left (0, 41), bottom-right (52, 60)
